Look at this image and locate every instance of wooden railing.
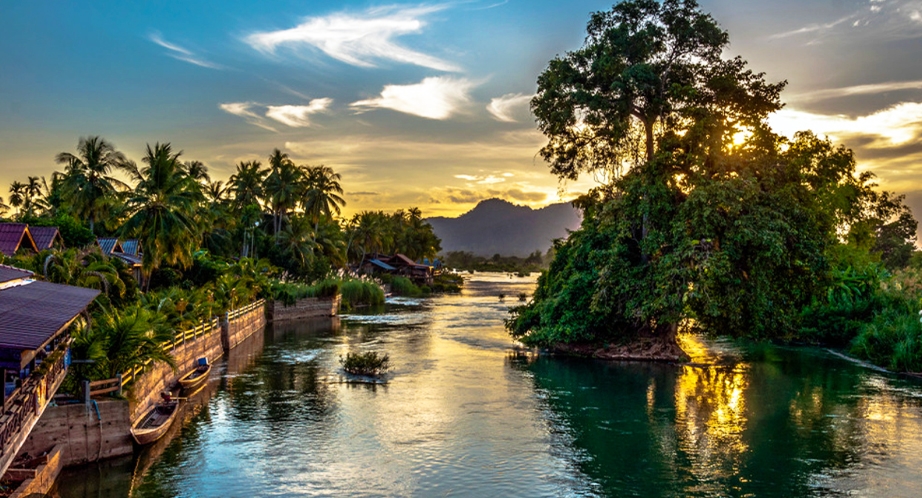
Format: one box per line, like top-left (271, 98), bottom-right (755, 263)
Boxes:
top-left (0, 341), bottom-right (69, 457)
top-left (112, 301), bottom-right (264, 391)
top-left (228, 299), bottom-right (264, 321)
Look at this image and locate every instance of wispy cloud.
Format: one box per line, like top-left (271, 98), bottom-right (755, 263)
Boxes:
top-left (219, 102), bottom-right (277, 132)
top-left (351, 77), bottom-right (476, 120)
top-left (220, 99), bottom-right (333, 130)
top-left (769, 0), bottom-right (922, 42)
top-left (769, 102), bottom-right (922, 147)
top-left (149, 32), bottom-right (223, 69)
top-left (454, 173), bottom-right (506, 184)
top-left (244, 5), bottom-right (460, 72)
top-left (788, 80), bottom-right (922, 102)
top-left (265, 99), bottom-right (333, 127)
top-left (487, 93), bottom-right (532, 122)
top-left (768, 14), bottom-right (856, 39)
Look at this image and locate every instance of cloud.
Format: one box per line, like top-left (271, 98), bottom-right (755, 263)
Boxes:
top-left (219, 102), bottom-right (278, 132)
top-left (349, 191), bottom-right (380, 196)
top-left (244, 5), bottom-right (460, 72)
top-left (769, 1), bottom-right (922, 42)
top-left (487, 93), bottom-right (532, 122)
top-left (768, 102), bottom-right (922, 147)
top-left (439, 186), bottom-right (547, 204)
top-left (149, 32), bottom-right (223, 69)
top-left (265, 98), bottom-right (333, 127)
top-left (351, 77), bottom-right (476, 120)
top-left (454, 173), bottom-right (506, 184)
top-left (788, 80), bottom-right (922, 102)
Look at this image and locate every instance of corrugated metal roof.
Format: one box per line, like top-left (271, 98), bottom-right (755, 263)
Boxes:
top-left (393, 254), bottom-right (418, 267)
top-left (120, 239), bottom-right (140, 256)
top-left (0, 281), bottom-right (99, 349)
top-left (0, 265), bottom-right (33, 285)
top-left (96, 237), bottom-right (121, 256)
top-left (29, 226), bottom-right (62, 250)
top-left (0, 280), bottom-right (99, 350)
top-left (0, 223), bottom-right (37, 257)
top-left (112, 253), bottom-right (142, 266)
top-left (370, 259), bottom-right (397, 271)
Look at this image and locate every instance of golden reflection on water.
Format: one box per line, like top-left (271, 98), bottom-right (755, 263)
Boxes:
top-left (672, 334), bottom-right (750, 479)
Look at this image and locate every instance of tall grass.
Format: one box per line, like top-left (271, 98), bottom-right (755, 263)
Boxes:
top-left (341, 278), bottom-right (385, 308)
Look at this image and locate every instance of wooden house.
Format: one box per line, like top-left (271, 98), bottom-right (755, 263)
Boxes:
top-left (29, 226), bottom-right (65, 251)
top-left (0, 224), bottom-right (38, 258)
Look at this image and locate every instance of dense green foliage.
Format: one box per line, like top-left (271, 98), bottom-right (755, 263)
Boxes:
top-left (509, 0), bottom-right (921, 372)
top-left (442, 250), bottom-right (549, 275)
top-left (1, 138), bottom-right (447, 386)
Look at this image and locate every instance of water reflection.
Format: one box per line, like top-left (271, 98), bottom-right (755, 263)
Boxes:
top-left (51, 273), bottom-right (922, 497)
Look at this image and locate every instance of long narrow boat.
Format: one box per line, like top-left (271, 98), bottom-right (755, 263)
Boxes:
top-left (178, 362), bottom-right (212, 391)
top-left (130, 401), bottom-right (179, 445)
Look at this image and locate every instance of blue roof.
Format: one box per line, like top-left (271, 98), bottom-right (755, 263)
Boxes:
top-left (370, 259), bottom-right (396, 271)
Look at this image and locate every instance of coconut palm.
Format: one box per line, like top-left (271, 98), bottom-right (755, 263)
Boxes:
top-left (55, 136), bottom-right (131, 233)
top-left (43, 248), bottom-right (126, 300)
top-left (265, 149), bottom-right (302, 242)
top-left (302, 165), bottom-right (346, 233)
top-left (0, 194), bottom-right (9, 217)
top-left (228, 160), bottom-right (267, 211)
top-left (121, 143), bottom-right (202, 287)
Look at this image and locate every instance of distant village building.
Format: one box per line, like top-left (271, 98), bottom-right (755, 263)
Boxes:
top-left (0, 223), bottom-right (39, 257)
top-left (28, 226), bottom-right (65, 251)
top-left (357, 253), bottom-right (437, 285)
top-left (96, 237), bottom-right (143, 282)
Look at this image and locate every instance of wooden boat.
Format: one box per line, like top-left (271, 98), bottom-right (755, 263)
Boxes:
top-left (178, 362), bottom-right (212, 391)
top-left (130, 401), bottom-right (179, 445)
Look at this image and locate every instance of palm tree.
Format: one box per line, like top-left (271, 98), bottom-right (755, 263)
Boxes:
top-left (8, 181), bottom-right (25, 215)
top-left (55, 136), bottom-right (131, 233)
top-left (121, 143), bottom-right (202, 287)
top-left (347, 211), bottom-right (388, 264)
top-left (302, 165), bottom-right (346, 233)
top-left (0, 195), bottom-right (8, 217)
top-left (265, 149), bottom-right (301, 242)
top-left (228, 160), bottom-right (267, 211)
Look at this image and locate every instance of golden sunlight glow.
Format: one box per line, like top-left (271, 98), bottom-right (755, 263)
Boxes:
top-left (672, 335), bottom-right (750, 477)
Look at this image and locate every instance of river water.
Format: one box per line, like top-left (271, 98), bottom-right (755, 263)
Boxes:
top-left (55, 274), bottom-right (922, 497)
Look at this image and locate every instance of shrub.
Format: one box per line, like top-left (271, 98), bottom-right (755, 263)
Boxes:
top-left (390, 276), bottom-right (422, 296)
top-left (340, 351), bottom-right (389, 376)
top-left (340, 278), bottom-right (385, 308)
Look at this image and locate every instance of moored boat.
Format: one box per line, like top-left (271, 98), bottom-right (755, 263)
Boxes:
top-left (178, 361), bottom-right (212, 391)
top-left (130, 400), bottom-right (179, 445)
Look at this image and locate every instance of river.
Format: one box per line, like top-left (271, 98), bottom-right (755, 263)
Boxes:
top-left (55, 273), bottom-right (922, 497)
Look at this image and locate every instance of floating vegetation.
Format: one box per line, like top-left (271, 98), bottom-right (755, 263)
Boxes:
top-left (340, 351), bottom-right (390, 376)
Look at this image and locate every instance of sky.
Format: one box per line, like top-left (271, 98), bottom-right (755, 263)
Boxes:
top-left (2, 0), bottom-right (922, 218)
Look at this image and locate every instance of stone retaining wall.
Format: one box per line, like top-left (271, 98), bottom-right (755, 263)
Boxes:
top-left (224, 305), bottom-right (267, 351)
top-left (17, 401), bottom-right (132, 467)
top-left (129, 323), bottom-right (225, 422)
top-left (268, 295), bottom-right (340, 322)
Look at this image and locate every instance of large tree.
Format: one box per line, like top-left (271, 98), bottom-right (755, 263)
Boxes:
top-left (121, 143), bottom-right (202, 286)
top-left (508, 0), bottom-right (903, 357)
top-left (55, 136), bottom-right (131, 233)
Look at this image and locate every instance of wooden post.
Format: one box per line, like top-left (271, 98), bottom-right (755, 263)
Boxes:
top-left (83, 380), bottom-right (90, 404)
top-left (116, 373), bottom-right (123, 396)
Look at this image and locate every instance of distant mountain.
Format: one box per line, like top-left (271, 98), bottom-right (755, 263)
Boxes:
top-left (426, 198), bottom-right (582, 257)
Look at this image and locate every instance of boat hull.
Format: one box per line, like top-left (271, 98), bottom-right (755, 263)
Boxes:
top-left (178, 363), bottom-right (212, 391)
top-left (130, 401), bottom-right (179, 445)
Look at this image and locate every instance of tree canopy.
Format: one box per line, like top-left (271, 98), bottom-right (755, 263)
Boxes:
top-left (509, 0), bottom-right (917, 355)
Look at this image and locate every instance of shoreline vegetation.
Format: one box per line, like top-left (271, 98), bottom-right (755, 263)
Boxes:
top-left (0, 142), bottom-right (451, 394)
top-left (506, 0), bottom-right (922, 374)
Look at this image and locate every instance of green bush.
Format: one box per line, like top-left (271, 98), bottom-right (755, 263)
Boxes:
top-left (340, 278), bottom-right (385, 308)
top-left (390, 276), bottom-right (422, 297)
top-left (340, 351), bottom-right (389, 376)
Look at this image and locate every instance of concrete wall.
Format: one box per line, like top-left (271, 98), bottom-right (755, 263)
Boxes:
top-left (8, 444), bottom-right (64, 498)
top-left (17, 401), bottom-right (132, 467)
top-left (128, 323), bottom-right (224, 422)
top-left (268, 295), bottom-right (340, 322)
top-left (224, 305), bottom-right (267, 351)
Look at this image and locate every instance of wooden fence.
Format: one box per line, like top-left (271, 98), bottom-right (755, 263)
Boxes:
top-left (0, 341), bottom-right (69, 457)
top-left (88, 300), bottom-right (265, 396)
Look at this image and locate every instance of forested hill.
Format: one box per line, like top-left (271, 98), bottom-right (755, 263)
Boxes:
top-left (426, 198), bottom-right (581, 257)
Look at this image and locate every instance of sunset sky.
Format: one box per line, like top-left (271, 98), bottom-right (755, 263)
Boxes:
top-left (2, 0), bottom-right (922, 218)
